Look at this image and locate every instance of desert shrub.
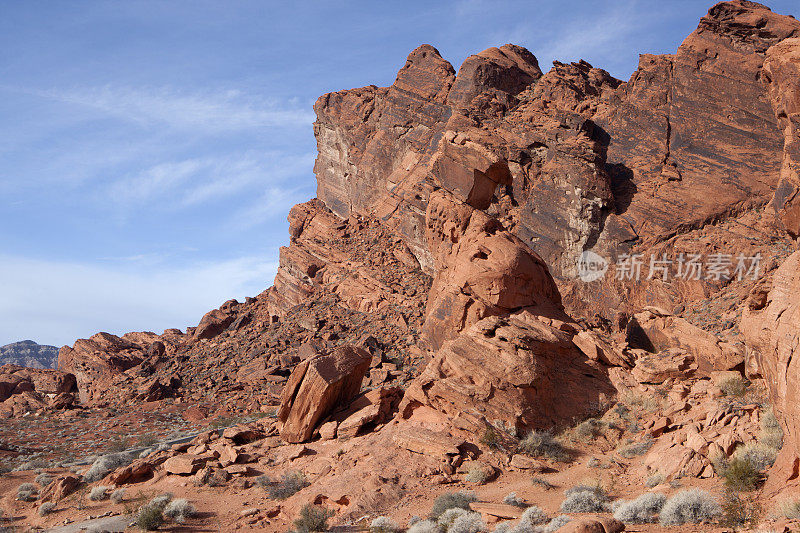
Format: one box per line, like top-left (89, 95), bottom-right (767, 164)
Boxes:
top-left (370, 516), bottom-right (402, 533)
top-left (268, 471), bottom-right (309, 500)
top-left (645, 472), bottom-right (664, 488)
top-left (617, 437), bottom-right (653, 458)
top-left (431, 491), bottom-right (477, 519)
top-left (480, 427), bottom-right (502, 450)
top-left (560, 484), bottom-right (609, 513)
top-left (777, 498), bottom-right (800, 519)
top-left (659, 489), bottom-right (721, 526)
top-left (543, 515), bottom-right (571, 533)
top-left (720, 455), bottom-right (761, 491)
top-left (111, 488), bottom-right (126, 504)
top-left (502, 492), bottom-right (525, 507)
top-left (136, 504), bottom-right (164, 531)
top-left (734, 441), bottom-right (778, 472)
top-left (17, 483), bottom-right (38, 502)
top-left (531, 477), bottom-right (555, 490)
top-left (106, 435), bottom-right (129, 453)
top-left (438, 508), bottom-right (468, 531)
top-left (89, 486), bottom-right (110, 501)
top-left (149, 493), bottom-right (173, 510)
top-left (518, 505), bottom-right (547, 526)
top-left (35, 473), bottom-right (53, 486)
top-left (720, 488), bottom-right (761, 530)
top-left (612, 493), bottom-right (666, 523)
top-left (574, 418), bottom-right (604, 441)
top-left (293, 504), bottom-right (334, 532)
top-left (38, 501), bottom-right (56, 516)
top-left (760, 407), bottom-right (784, 448)
top-left (407, 519), bottom-right (438, 533)
top-left (519, 431), bottom-right (569, 462)
top-left (13, 459), bottom-right (48, 471)
top-left (465, 466), bottom-right (488, 485)
top-left (620, 391), bottom-right (661, 413)
top-left (164, 498), bottom-right (196, 523)
top-left (255, 474), bottom-right (270, 488)
top-left (448, 511), bottom-right (485, 533)
top-left (719, 375), bottom-right (747, 397)
top-left (83, 452), bottom-right (134, 483)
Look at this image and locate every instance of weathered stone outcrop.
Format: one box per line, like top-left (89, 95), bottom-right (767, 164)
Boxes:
top-left (764, 37), bottom-right (800, 237)
top-left (0, 364), bottom-right (77, 417)
top-left (422, 191), bottom-right (563, 349)
top-left (402, 310), bottom-right (615, 434)
top-left (742, 250), bottom-right (800, 490)
top-left (277, 345), bottom-right (371, 443)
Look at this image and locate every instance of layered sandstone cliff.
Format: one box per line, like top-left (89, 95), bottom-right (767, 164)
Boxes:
top-left (50, 1), bottom-right (800, 493)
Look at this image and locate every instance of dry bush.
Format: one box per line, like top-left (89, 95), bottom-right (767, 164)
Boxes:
top-left (520, 431), bottom-right (570, 462)
top-left (659, 489), bottom-right (721, 526)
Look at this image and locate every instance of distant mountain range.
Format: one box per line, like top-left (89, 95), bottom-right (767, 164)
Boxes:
top-left (0, 340), bottom-right (59, 369)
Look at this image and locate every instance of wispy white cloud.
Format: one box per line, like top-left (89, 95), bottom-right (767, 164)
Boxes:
top-left (0, 253), bottom-right (279, 347)
top-left (230, 183), bottom-right (316, 230)
top-left (532, 1), bottom-right (639, 67)
top-left (33, 85), bottom-right (315, 133)
top-left (103, 151), bottom-right (316, 209)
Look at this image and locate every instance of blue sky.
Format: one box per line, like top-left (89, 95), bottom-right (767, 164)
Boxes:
top-left (1, 0), bottom-right (796, 347)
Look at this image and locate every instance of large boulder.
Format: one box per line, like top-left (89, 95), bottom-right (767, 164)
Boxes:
top-left (627, 310), bottom-right (744, 375)
top-left (277, 345), bottom-right (372, 443)
top-left (422, 191), bottom-right (563, 350)
top-left (402, 310), bottom-right (615, 434)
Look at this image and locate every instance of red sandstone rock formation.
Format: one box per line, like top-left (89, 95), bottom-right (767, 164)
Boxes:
top-left (277, 345), bottom-right (371, 443)
top-left (742, 250), bottom-right (800, 490)
top-left (49, 5), bottom-right (800, 491)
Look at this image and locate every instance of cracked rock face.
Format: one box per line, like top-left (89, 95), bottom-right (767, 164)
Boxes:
top-left (45, 0), bottom-right (800, 497)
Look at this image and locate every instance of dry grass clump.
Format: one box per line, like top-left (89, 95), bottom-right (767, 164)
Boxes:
top-left (720, 488), bottom-right (762, 530)
top-left (617, 437), bottom-right (653, 458)
top-left (465, 466), bottom-right (488, 485)
top-left (518, 505), bottom-right (547, 526)
top-left (719, 375), bottom-right (748, 397)
top-left (83, 452), bottom-right (134, 483)
top-left (777, 498), bottom-right (800, 519)
top-left (519, 431), bottom-right (570, 462)
top-left (659, 489), bottom-right (721, 526)
top-left (266, 471), bottom-right (309, 500)
top-left (17, 483), bottom-right (38, 502)
top-left (370, 516), bottom-right (402, 533)
top-left (89, 486), bottom-right (110, 501)
top-left (560, 483), bottom-right (609, 513)
top-left (760, 408), bottom-right (784, 450)
top-left (34, 473), bottom-right (53, 486)
top-left (612, 493), bottom-right (666, 523)
top-left (430, 491), bottom-right (477, 519)
top-left (135, 504), bottom-right (164, 531)
top-left (531, 476), bottom-right (555, 490)
top-left (38, 501), bottom-right (56, 516)
top-left (645, 472), bottom-right (664, 488)
top-left (502, 492), bottom-right (526, 507)
top-left (293, 504), bottom-right (334, 532)
top-left (163, 498), bottom-right (196, 523)
top-left (111, 488), bottom-right (126, 504)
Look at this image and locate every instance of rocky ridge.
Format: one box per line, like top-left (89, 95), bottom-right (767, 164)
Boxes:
top-left (4, 1), bottom-right (800, 531)
top-left (0, 340), bottom-right (58, 369)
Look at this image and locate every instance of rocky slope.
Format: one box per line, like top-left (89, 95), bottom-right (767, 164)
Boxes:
top-left (4, 1), bottom-right (800, 531)
top-left (0, 340), bottom-right (58, 369)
